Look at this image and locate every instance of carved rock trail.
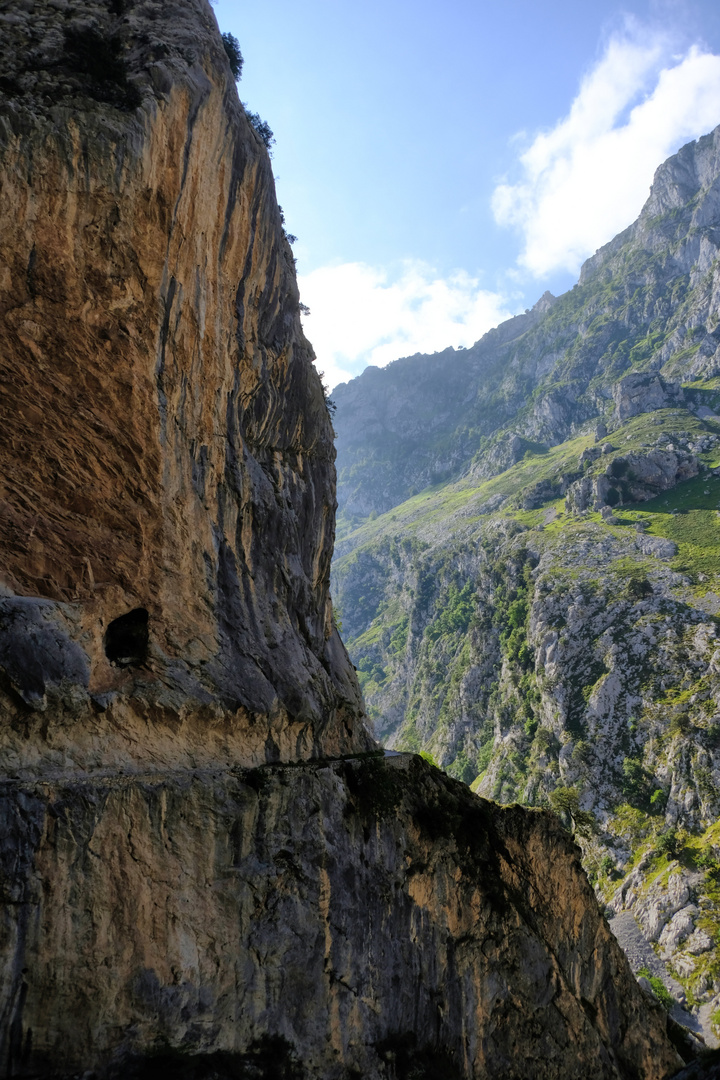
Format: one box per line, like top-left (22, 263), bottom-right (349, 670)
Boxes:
top-left (0, 1), bottom-right (688, 1076)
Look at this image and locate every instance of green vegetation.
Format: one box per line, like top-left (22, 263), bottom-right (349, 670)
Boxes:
top-left (337, 414), bottom-right (720, 580)
top-left (221, 32), bottom-right (244, 79)
top-left (446, 747), bottom-right (476, 784)
top-left (547, 786), bottom-right (595, 837)
top-left (420, 751), bottom-right (439, 768)
top-left (427, 582), bottom-right (474, 642)
top-left (621, 756), bottom-right (658, 811)
top-left (626, 574), bottom-right (653, 599)
top-left (712, 1008), bottom-right (720, 1036)
top-left (494, 558), bottom-right (534, 670)
top-left (655, 826), bottom-right (686, 858)
top-left (243, 106), bottom-right (275, 152)
top-left (335, 433), bottom-right (595, 556)
top-left (638, 968), bottom-right (675, 1010)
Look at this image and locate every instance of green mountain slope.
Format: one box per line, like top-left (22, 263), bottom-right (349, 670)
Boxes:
top-left (333, 125), bottom-right (720, 528)
top-left (331, 125), bottom-right (720, 1038)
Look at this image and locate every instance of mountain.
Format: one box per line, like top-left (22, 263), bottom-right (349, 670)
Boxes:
top-left (333, 126), bottom-right (720, 526)
top-left (332, 127), bottom-right (720, 1043)
top-left (0, 2), bottom-right (683, 1078)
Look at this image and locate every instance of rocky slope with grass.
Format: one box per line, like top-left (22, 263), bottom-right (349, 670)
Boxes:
top-left (332, 128), bottom-right (720, 1042)
top-left (333, 125), bottom-right (720, 525)
top-left (0, 2), bottom-right (684, 1077)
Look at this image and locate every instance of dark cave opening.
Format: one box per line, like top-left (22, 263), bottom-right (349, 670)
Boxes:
top-left (104, 608), bottom-right (149, 666)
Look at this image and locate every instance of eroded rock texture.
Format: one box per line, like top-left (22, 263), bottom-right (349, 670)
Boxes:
top-left (0, 0), bottom-right (369, 772)
top-left (0, 756), bottom-right (680, 1079)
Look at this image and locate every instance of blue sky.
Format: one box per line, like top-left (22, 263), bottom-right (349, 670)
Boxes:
top-left (212, 0), bottom-right (720, 388)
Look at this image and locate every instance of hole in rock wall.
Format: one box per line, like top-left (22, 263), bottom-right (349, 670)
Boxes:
top-left (104, 608), bottom-right (149, 666)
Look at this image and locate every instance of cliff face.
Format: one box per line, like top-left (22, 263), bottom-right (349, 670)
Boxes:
top-left (0, 0), bottom-right (369, 772)
top-left (333, 126), bottom-right (720, 524)
top-left (0, 756), bottom-right (679, 1080)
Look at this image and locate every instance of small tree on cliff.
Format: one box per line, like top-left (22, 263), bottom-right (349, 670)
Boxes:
top-left (221, 32), bottom-right (243, 80)
top-left (548, 786), bottom-right (595, 838)
top-left (243, 107), bottom-right (275, 153)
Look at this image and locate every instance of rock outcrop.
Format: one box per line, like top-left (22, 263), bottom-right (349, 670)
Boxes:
top-left (564, 449), bottom-right (700, 511)
top-left (612, 374), bottom-right (684, 422)
top-left (0, 755), bottom-right (680, 1079)
top-left (0, 0), bottom-right (369, 773)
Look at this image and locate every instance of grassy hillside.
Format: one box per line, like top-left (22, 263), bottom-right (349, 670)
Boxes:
top-left (333, 410), bottom-right (720, 1027)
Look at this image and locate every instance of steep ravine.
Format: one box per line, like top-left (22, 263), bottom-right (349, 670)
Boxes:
top-left (332, 127), bottom-right (720, 1049)
top-left (333, 490), bottom-right (720, 1040)
top-left (0, 1), bottom-right (691, 1077)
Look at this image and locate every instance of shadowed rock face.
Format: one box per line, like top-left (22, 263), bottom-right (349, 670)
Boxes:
top-left (0, 2), bottom-right (686, 1078)
top-left (0, 0), bottom-right (370, 772)
top-left (0, 756), bottom-right (681, 1080)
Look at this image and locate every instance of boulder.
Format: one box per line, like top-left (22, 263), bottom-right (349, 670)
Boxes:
top-left (613, 373), bottom-right (684, 421)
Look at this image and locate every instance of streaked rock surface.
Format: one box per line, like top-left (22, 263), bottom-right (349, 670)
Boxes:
top-left (0, 0), bottom-right (369, 772)
top-left (0, 755), bottom-right (680, 1079)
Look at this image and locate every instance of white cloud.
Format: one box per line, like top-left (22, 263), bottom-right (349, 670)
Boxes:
top-left (492, 28), bottom-right (720, 277)
top-left (297, 260), bottom-right (512, 391)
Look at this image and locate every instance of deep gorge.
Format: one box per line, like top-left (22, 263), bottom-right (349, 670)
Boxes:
top-left (0, 1), bottom-right (707, 1076)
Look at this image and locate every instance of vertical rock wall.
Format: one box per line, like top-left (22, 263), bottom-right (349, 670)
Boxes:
top-left (0, 0), bottom-right (370, 771)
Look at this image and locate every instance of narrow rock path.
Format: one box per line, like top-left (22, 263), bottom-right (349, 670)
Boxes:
top-left (609, 911), bottom-right (717, 1047)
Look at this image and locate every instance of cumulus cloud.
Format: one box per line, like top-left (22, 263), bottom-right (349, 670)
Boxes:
top-left (297, 261), bottom-right (512, 390)
top-left (492, 28), bottom-right (720, 277)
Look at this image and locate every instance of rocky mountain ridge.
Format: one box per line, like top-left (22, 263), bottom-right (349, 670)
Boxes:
top-left (333, 124), bottom-right (720, 525)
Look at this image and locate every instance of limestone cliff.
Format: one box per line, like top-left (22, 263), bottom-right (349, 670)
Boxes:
top-left (0, 0), bottom-right (369, 772)
top-left (0, 2), bottom-right (687, 1077)
top-left (0, 756), bottom-right (680, 1079)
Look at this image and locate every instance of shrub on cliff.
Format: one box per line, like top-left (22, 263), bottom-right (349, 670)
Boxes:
top-left (622, 756), bottom-right (653, 808)
top-left (548, 786), bottom-right (595, 837)
top-left (627, 574), bottom-right (653, 599)
top-left (317, 372), bottom-right (337, 417)
top-left (638, 968), bottom-right (675, 1010)
top-left (655, 826), bottom-right (685, 858)
top-left (243, 106), bottom-right (275, 152)
top-left (221, 32), bottom-right (243, 79)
